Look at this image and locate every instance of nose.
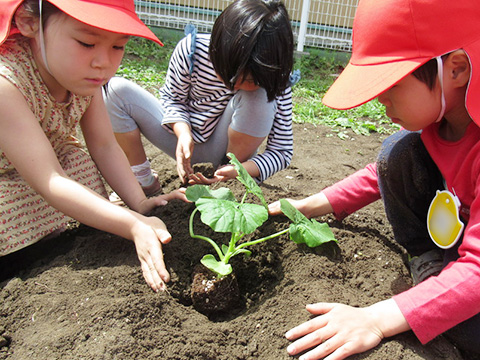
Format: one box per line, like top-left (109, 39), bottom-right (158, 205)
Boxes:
top-left (91, 49), bottom-right (112, 69)
top-left (377, 91), bottom-right (391, 107)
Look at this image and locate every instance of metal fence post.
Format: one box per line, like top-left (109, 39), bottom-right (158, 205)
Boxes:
top-left (296, 0), bottom-right (311, 53)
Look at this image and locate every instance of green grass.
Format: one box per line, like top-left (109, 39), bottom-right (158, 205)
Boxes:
top-left (118, 36), bottom-right (399, 137)
top-left (116, 38), bottom-right (174, 94)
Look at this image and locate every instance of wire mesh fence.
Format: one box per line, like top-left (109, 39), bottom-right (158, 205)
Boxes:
top-left (134, 0), bottom-right (358, 52)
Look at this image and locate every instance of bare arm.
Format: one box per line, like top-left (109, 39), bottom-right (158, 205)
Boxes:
top-left (268, 192), bottom-right (334, 218)
top-left (0, 81), bottom-right (176, 291)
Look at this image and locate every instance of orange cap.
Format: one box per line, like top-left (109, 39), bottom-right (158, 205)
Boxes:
top-left (0, 0), bottom-right (163, 46)
top-left (322, 0), bottom-right (480, 123)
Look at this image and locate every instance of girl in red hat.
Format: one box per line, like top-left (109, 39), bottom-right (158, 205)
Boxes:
top-left (269, 0), bottom-right (480, 358)
top-left (0, 0), bottom-right (186, 293)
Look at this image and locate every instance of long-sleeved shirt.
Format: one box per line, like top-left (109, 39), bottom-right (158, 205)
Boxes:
top-left (158, 33), bottom-right (294, 182)
top-left (323, 121), bottom-right (480, 344)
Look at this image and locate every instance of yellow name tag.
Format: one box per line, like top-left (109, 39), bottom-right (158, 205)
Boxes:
top-left (427, 190), bottom-right (464, 249)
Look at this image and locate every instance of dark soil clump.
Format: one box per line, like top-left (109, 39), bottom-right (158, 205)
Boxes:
top-left (191, 265), bottom-right (242, 317)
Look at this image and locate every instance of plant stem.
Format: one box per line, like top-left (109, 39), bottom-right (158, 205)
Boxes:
top-left (189, 208), bottom-right (224, 260)
top-left (240, 192), bottom-right (248, 205)
top-left (236, 228), bottom-right (290, 250)
top-left (223, 232), bottom-right (244, 264)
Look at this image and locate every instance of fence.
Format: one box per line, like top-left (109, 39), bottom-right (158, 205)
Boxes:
top-left (134, 0), bottom-right (358, 52)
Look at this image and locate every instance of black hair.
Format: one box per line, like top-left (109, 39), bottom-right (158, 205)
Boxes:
top-left (20, 0), bottom-right (60, 23)
top-left (209, 0), bottom-right (294, 102)
top-left (412, 58), bottom-right (438, 90)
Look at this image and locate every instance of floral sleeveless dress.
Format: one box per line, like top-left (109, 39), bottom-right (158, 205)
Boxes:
top-left (0, 37), bottom-right (107, 256)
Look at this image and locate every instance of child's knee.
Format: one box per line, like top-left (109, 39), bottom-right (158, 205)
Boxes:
top-left (377, 131), bottom-right (422, 176)
top-left (230, 88), bottom-right (276, 137)
top-left (105, 76), bottom-right (136, 99)
top-left (234, 88), bottom-right (269, 107)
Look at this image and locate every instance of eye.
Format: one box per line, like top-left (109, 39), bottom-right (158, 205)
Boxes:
top-left (113, 45), bottom-right (125, 51)
top-left (77, 40), bottom-right (94, 48)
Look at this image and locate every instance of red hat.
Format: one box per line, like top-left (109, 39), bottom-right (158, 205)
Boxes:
top-left (0, 0), bottom-right (163, 46)
top-left (322, 0), bottom-right (480, 123)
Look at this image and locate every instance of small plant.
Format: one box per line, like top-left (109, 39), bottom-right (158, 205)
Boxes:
top-left (186, 153), bottom-right (337, 277)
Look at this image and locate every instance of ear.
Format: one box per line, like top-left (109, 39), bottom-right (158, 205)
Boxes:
top-left (14, 5), bottom-right (39, 39)
top-left (444, 50), bottom-right (470, 88)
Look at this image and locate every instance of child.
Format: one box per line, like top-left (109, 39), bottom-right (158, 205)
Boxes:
top-left (0, 0), bottom-right (186, 293)
top-left (103, 0), bottom-right (297, 189)
top-left (268, 0), bottom-right (480, 358)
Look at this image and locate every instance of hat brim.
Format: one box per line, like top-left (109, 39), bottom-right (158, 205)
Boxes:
top-left (0, 0), bottom-right (23, 45)
top-left (322, 58), bottom-right (429, 110)
top-left (46, 0), bottom-right (163, 46)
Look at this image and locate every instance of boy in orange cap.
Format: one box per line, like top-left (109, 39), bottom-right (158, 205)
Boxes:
top-left (269, 0), bottom-right (480, 357)
top-left (0, 0), bottom-right (186, 293)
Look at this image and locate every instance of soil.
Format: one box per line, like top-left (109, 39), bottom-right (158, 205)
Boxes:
top-left (190, 265), bottom-right (241, 317)
top-left (0, 123), bottom-right (473, 360)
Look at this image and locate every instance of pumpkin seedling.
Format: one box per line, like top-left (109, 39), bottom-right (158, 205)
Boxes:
top-left (186, 153), bottom-right (337, 278)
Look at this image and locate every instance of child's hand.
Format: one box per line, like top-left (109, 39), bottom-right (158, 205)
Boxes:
top-left (211, 164), bottom-right (238, 182)
top-left (285, 303), bottom-right (384, 360)
top-left (137, 188), bottom-right (188, 214)
top-left (131, 217), bottom-right (173, 292)
top-left (152, 188), bottom-right (188, 206)
top-left (175, 132), bottom-right (194, 183)
top-left (187, 171), bottom-right (218, 185)
top-left (187, 164), bottom-right (238, 185)
top-left (269, 193), bottom-right (334, 219)
top-left (268, 198), bottom-right (301, 216)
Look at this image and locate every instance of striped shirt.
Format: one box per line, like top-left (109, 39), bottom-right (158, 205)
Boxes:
top-left (159, 33), bottom-right (293, 182)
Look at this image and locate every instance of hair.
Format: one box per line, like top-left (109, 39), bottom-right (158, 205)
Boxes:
top-left (412, 58), bottom-right (438, 90)
top-left (209, 0), bottom-right (294, 102)
top-left (19, 0), bottom-right (60, 24)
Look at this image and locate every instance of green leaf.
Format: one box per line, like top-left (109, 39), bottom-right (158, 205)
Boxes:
top-left (201, 254), bottom-right (232, 276)
top-left (289, 219), bottom-right (336, 247)
top-left (279, 198), bottom-right (307, 224)
top-left (196, 198), bottom-right (268, 234)
top-left (280, 199), bottom-right (337, 247)
top-left (186, 184), bottom-right (236, 202)
top-left (227, 153), bottom-right (267, 208)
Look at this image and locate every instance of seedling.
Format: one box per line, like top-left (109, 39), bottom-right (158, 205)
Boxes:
top-left (186, 153), bottom-right (337, 277)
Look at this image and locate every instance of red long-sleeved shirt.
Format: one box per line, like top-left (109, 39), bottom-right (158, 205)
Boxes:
top-left (323, 122), bottom-right (480, 343)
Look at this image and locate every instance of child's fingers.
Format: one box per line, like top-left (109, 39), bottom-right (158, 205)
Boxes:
top-left (140, 258), bottom-right (167, 292)
top-left (286, 317), bottom-right (331, 357)
top-left (152, 225), bottom-right (172, 245)
top-left (286, 313), bottom-right (330, 341)
top-left (188, 172), bottom-right (217, 185)
top-left (147, 236), bottom-right (170, 283)
top-left (306, 302), bottom-right (337, 315)
top-left (268, 201), bottom-right (282, 215)
top-left (152, 189), bottom-right (188, 205)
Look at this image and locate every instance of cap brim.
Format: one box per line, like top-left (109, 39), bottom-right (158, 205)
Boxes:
top-left (47, 0), bottom-right (163, 46)
top-left (322, 58), bottom-right (429, 110)
top-left (0, 0), bottom-right (23, 45)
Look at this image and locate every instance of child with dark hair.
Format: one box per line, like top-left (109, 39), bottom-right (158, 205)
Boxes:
top-left (0, 0), bottom-right (186, 293)
top-left (268, 0), bottom-right (480, 358)
top-left (209, 0), bottom-right (294, 102)
top-left (104, 0), bottom-right (297, 190)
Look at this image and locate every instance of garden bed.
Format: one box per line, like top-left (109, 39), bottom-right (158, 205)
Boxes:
top-left (0, 123), bottom-right (465, 359)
